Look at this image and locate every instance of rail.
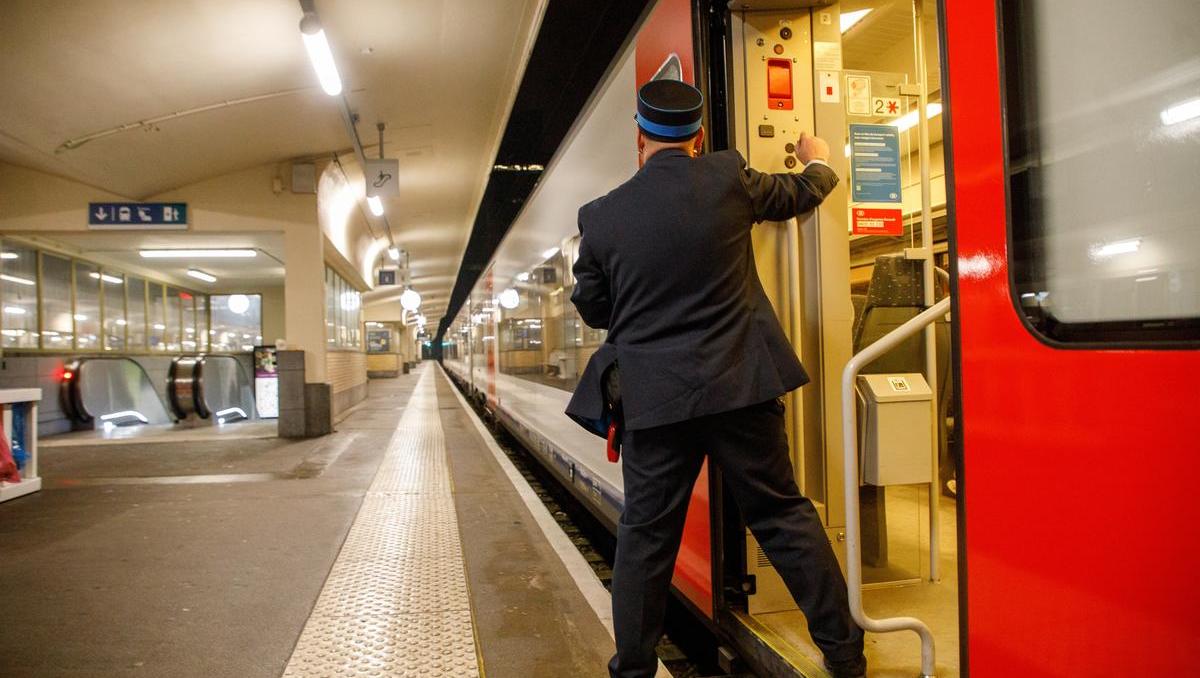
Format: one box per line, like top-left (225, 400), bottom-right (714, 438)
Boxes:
top-left (841, 295), bottom-right (950, 678)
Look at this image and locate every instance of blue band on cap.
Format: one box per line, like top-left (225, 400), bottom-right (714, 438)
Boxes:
top-left (635, 113), bottom-right (701, 139)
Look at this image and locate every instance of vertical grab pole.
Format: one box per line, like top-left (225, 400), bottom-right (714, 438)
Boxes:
top-left (843, 296), bottom-right (948, 678)
top-left (912, 0), bottom-right (940, 582)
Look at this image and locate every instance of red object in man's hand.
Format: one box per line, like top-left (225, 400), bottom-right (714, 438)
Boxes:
top-left (606, 421), bottom-right (621, 463)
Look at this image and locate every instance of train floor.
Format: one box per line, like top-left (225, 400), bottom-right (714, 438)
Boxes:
top-left (0, 364), bottom-right (635, 678)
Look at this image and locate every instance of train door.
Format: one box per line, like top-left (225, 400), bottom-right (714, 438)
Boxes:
top-left (719, 1), bottom-right (961, 675)
top-left (944, 1), bottom-right (1200, 675)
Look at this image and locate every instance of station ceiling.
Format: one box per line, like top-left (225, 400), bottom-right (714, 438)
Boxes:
top-left (0, 0), bottom-right (541, 321)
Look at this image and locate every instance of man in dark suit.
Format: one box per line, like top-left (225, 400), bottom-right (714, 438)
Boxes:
top-left (565, 80), bottom-right (866, 678)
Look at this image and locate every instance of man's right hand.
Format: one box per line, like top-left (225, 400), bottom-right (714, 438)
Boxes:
top-left (795, 132), bottom-right (830, 165)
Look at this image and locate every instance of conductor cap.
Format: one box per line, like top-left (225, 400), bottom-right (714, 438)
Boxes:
top-left (636, 79), bottom-right (703, 141)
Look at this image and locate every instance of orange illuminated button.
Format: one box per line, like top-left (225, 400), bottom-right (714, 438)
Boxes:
top-left (767, 58), bottom-right (793, 110)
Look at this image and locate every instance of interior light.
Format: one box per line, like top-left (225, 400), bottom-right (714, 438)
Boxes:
top-left (300, 14), bottom-right (343, 96)
top-left (400, 288), bottom-right (422, 311)
top-left (387, 246), bottom-right (400, 261)
top-left (840, 9), bottom-right (872, 33)
top-left (115, 319), bottom-right (127, 326)
top-left (366, 195), bottom-right (384, 216)
top-left (73, 314), bottom-right (88, 321)
top-left (3, 306), bottom-right (26, 315)
top-left (186, 269), bottom-right (218, 283)
top-left (516, 271), bottom-right (531, 282)
top-left (1, 252), bottom-right (19, 260)
top-left (889, 103), bottom-right (943, 132)
top-left (88, 272), bottom-right (124, 284)
top-left (153, 323), bottom-right (167, 330)
top-left (1090, 238), bottom-right (1142, 259)
top-left (139, 249), bottom-right (257, 259)
top-left (1161, 97), bottom-right (1200, 126)
top-left (542, 247), bottom-right (560, 260)
top-left (498, 288), bottom-right (520, 310)
top-left (0, 273), bottom-right (35, 286)
top-left (227, 294), bottom-right (251, 315)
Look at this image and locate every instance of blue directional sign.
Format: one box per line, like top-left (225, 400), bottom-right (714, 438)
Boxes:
top-left (88, 202), bottom-right (188, 229)
top-left (849, 124), bottom-right (902, 203)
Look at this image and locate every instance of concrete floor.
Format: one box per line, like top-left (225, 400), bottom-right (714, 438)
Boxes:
top-left (0, 366), bottom-right (618, 678)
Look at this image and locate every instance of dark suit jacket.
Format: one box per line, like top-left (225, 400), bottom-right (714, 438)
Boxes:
top-left (565, 148), bottom-right (838, 433)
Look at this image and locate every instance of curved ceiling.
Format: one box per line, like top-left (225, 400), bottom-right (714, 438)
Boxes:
top-left (0, 0), bottom-right (543, 322)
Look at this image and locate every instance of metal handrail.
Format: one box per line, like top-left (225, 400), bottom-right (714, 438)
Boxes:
top-left (841, 295), bottom-right (950, 678)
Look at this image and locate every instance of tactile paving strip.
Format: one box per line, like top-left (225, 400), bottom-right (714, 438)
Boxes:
top-left (284, 368), bottom-right (481, 677)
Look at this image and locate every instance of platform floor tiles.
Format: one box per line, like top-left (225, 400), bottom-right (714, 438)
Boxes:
top-left (0, 364), bottom-right (616, 677)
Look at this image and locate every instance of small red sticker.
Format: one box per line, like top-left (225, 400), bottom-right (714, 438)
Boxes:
top-left (852, 207), bottom-right (904, 235)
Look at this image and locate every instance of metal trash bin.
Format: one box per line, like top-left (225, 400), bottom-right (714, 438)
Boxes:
top-left (857, 373), bottom-right (933, 486)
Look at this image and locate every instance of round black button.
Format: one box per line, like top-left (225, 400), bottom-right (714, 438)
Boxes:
top-left (780, 26), bottom-right (793, 40)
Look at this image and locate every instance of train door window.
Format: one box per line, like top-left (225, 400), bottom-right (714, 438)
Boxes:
top-left (73, 262), bottom-right (101, 351)
top-left (101, 270), bottom-right (125, 351)
top-left (0, 243), bottom-right (38, 349)
top-left (1002, 0), bottom-right (1200, 344)
top-left (127, 276), bottom-right (147, 350)
top-left (41, 253), bottom-right (74, 349)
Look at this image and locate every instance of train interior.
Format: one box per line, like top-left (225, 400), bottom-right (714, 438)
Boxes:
top-left (443, 1), bottom-right (961, 675)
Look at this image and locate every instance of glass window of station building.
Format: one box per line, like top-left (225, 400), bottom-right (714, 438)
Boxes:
top-left (0, 239), bottom-right (271, 354)
top-left (325, 266), bottom-right (362, 350)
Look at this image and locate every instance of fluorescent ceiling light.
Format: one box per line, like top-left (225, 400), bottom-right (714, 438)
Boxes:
top-left (299, 14), bottom-right (343, 96)
top-left (541, 247), bottom-right (560, 260)
top-left (1161, 97), bottom-right (1200, 126)
top-left (3, 306), bottom-right (27, 315)
top-left (1090, 238), bottom-right (1141, 259)
top-left (0, 273), bottom-right (35, 286)
top-left (139, 249), bottom-right (257, 259)
top-left (387, 246), bottom-right (400, 261)
top-left (366, 195), bottom-right (384, 216)
top-left (841, 9), bottom-right (871, 33)
top-left (515, 272), bottom-right (530, 282)
top-left (889, 103), bottom-right (943, 132)
top-left (0, 252), bottom-right (18, 260)
top-left (89, 272), bottom-right (123, 284)
top-left (187, 269), bottom-right (218, 283)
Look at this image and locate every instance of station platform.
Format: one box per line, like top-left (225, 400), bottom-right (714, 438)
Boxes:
top-left (0, 364), bottom-right (649, 678)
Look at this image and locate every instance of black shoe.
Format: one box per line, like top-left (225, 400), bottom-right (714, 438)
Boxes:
top-left (825, 655), bottom-right (867, 678)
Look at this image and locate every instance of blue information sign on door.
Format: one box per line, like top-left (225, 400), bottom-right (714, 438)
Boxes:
top-left (849, 124), bottom-right (902, 203)
top-left (88, 202), bottom-right (188, 229)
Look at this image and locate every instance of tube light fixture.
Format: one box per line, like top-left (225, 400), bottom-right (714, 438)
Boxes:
top-left (840, 9), bottom-right (871, 33)
top-left (1161, 97), bottom-right (1200, 126)
top-left (387, 246), bottom-right (400, 261)
top-left (4, 306), bottom-right (27, 315)
top-left (88, 272), bottom-right (123, 284)
top-left (187, 269), bottom-right (218, 283)
top-left (1089, 238), bottom-right (1142, 259)
top-left (541, 247), bottom-right (560, 260)
top-left (0, 273), bottom-right (35, 286)
top-left (515, 271), bottom-right (530, 282)
top-left (366, 195), bottom-right (384, 216)
top-left (889, 103), bottom-right (943, 132)
top-left (139, 249), bottom-right (257, 259)
top-left (0, 252), bottom-right (18, 260)
top-left (300, 14), bottom-right (343, 96)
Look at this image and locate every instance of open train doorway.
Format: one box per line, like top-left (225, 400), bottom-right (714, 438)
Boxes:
top-left (717, 1), bottom-right (961, 676)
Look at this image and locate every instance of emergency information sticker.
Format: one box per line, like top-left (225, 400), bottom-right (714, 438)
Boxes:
top-left (852, 207), bottom-right (904, 236)
top-left (888, 376), bottom-right (911, 392)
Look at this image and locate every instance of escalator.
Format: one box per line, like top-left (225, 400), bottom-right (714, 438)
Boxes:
top-left (62, 355), bottom-right (256, 429)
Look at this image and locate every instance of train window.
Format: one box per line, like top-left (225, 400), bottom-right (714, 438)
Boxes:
top-left (101, 270), bottom-right (125, 351)
top-left (127, 277), bottom-right (147, 350)
top-left (42, 253), bottom-right (74, 349)
top-left (1002, 0), bottom-right (1200, 344)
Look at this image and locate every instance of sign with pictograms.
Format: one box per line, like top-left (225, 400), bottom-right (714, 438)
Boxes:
top-left (852, 207), bottom-right (904, 236)
top-left (364, 159), bottom-right (400, 198)
top-left (88, 202), bottom-right (187, 229)
top-left (872, 97), bottom-right (901, 117)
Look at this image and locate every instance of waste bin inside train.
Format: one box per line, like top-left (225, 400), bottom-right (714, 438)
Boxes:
top-left (857, 373), bottom-right (933, 486)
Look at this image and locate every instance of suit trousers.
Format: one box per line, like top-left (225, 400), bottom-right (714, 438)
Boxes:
top-left (608, 398), bottom-right (865, 678)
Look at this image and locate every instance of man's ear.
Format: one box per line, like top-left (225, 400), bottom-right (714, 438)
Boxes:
top-left (692, 126), bottom-right (706, 155)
